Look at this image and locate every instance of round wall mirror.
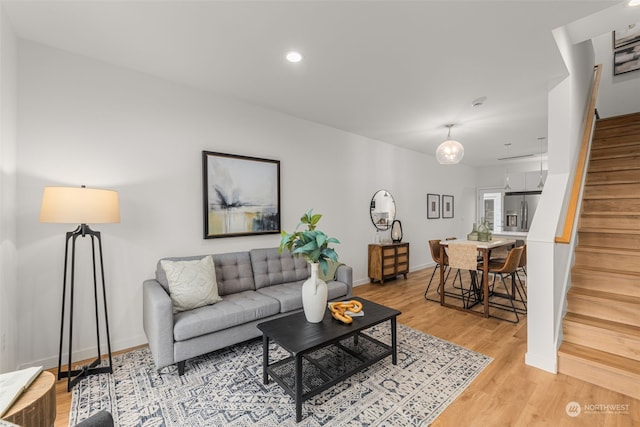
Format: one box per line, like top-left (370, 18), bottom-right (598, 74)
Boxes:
top-left (370, 190), bottom-right (396, 230)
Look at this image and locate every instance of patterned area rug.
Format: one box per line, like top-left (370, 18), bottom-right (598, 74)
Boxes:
top-left (70, 323), bottom-right (491, 426)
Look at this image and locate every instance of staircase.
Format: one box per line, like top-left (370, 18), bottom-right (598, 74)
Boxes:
top-left (557, 112), bottom-right (640, 399)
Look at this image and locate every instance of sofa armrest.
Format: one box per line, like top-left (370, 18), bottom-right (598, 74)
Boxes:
top-left (143, 279), bottom-right (175, 369)
top-left (336, 265), bottom-right (353, 297)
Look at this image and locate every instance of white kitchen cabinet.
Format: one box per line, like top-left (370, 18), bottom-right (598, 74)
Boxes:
top-left (505, 171), bottom-right (547, 192)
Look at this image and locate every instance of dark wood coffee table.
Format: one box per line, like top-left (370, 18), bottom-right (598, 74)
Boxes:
top-left (257, 297), bottom-right (401, 422)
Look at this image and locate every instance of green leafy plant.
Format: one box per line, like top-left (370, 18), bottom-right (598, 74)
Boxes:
top-left (279, 209), bottom-right (340, 274)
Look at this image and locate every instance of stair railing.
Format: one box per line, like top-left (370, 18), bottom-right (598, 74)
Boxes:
top-left (555, 64), bottom-right (602, 244)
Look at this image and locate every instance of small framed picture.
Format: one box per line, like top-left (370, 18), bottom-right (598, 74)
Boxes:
top-left (442, 195), bottom-right (454, 219)
top-left (613, 23), bottom-right (640, 49)
top-left (613, 42), bottom-right (640, 76)
top-left (427, 194), bottom-right (440, 219)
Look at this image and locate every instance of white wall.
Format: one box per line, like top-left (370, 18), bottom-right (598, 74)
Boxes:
top-left (592, 25), bottom-right (640, 118)
top-left (525, 28), bottom-right (596, 373)
top-left (15, 41), bottom-right (478, 368)
top-left (0, 3), bottom-right (18, 373)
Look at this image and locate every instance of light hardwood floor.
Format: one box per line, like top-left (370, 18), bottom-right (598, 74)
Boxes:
top-left (51, 267), bottom-right (639, 426)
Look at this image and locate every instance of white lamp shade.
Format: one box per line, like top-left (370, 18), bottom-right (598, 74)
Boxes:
top-left (39, 186), bottom-right (120, 224)
top-left (436, 139), bottom-right (465, 164)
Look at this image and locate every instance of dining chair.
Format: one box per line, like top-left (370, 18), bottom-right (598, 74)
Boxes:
top-left (444, 242), bottom-right (481, 309)
top-left (489, 240), bottom-right (527, 302)
top-left (424, 239), bottom-right (451, 302)
top-left (514, 244), bottom-right (527, 300)
top-left (478, 245), bottom-right (525, 323)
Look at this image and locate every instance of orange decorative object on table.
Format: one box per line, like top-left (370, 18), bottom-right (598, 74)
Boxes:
top-left (329, 300), bottom-right (363, 324)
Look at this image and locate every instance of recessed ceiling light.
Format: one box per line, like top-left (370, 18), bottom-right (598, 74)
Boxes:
top-left (286, 51), bottom-right (303, 63)
top-left (471, 96), bottom-right (487, 107)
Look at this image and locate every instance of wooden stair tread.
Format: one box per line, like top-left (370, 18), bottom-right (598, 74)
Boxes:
top-left (575, 245), bottom-right (640, 256)
top-left (587, 165), bottom-right (640, 173)
top-left (588, 156), bottom-right (640, 173)
top-left (596, 112), bottom-right (640, 127)
top-left (561, 113), bottom-right (640, 397)
top-left (580, 211), bottom-right (640, 216)
top-left (591, 141), bottom-right (640, 152)
top-left (593, 124), bottom-right (640, 139)
top-left (591, 136), bottom-right (640, 145)
top-left (595, 114), bottom-right (640, 128)
top-left (586, 178), bottom-right (640, 185)
top-left (592, 136), bottom-right (640, 144)
top-left (564, 312), bottom-right (640, 337)
top-left (558, 342), bottom-right (640, 377)
top-left (578, 227), bottom-right (640, 235)
top-left (582, 194), bottom-right (640, 200)
top-left (572, 265), bottom-right (640, 279)
top-left (568, 286), bottom-right (640, 305)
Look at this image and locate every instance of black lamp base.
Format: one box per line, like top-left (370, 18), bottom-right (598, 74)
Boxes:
top-left (58, 224), bottom-right (113, 392)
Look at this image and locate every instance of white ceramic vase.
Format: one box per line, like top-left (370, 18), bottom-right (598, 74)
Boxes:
top-left (301, 262), bottom-right (328, 323)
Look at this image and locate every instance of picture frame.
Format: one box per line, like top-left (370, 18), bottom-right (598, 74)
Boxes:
top-left (613, 42), bottom-right (640, 76)
top-left (202, 151), bottom-right (280, 238)
top-left (427, 193), bottom-right (440, 219)
top-left (442, 194), bottom-right (454, 219)
top-left (613, 23), bottom-right (640, 49)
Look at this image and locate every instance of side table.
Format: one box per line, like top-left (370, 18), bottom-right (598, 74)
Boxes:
top-left (368, 242), bottom-right (409, 284)
top-left (2, 371), bottom-right (56, 427)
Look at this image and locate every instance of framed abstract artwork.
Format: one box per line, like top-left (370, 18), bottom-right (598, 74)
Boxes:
top-left (613, 42), bottom-right (640, 76)
top-left (202, 151), bottom-right (281, 238)
top-left (427, 193), bottom-right (440, 219)
top-left (613, 23), bottom-right (640, 76)
top-left (613, 23), bottom-right (640, 49)
top-left (442, 194), bottom-right (454, 219)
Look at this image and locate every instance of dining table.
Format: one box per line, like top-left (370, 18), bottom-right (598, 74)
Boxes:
top-left (439, 238), bottom-right (516, 317)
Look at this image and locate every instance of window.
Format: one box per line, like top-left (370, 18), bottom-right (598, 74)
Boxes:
top-left (477, 188), bottom-right (503, 232)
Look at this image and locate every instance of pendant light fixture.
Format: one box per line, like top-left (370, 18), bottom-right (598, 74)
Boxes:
top-left (537, 137), bottom-right (546, 189)
top-left (504, 143), bottom-right (512, 190)
top-left (436, 124), bottom-right (464, 165)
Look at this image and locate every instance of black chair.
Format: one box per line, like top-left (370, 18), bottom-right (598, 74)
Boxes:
top-left (75, 411), bottom-right (114, 427)
top-left (478, 245), bottom-right (525, 323)
top-left (515, 244), bottom-right (527, 298)
top-left (424, 239), bottom-right (451, 302)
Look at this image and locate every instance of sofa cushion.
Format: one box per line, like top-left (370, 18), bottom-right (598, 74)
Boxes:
top-left (250, 248), bottom-right (309, 290)
top-left (255, 281), bottom-right (305, 312)
top-left (157, 252), bottom-right (255, 296)
top-left (256, 279), bottom-right (350, 313)
top-left (211, 252), bottom-right (256, 296)
top-left (156, 255), bottom-right (205, 294)
top-left (160, 255), bottom-right (222, 313)
top-left (173, 290), bottom-right (280, 341)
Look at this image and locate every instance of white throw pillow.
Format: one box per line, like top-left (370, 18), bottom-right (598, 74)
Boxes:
top-left (161, 255), bottom-right (222, 313)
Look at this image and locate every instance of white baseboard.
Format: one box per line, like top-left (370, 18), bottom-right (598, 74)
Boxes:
top-left (353, 263), bottom-right (435, 288)
top-left (525, 351), bottom-right (557, 374)
top-left (20, 334), bottom-right (148, 370)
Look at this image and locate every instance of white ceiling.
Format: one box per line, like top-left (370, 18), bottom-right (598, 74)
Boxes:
top-left (4, 0), bottom-right (639, 166)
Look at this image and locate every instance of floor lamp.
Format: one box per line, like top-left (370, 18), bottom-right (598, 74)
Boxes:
top-left (39, 185), bottom-right (120, 391)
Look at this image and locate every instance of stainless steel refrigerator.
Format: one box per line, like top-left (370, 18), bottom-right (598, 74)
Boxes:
top-left (503, 191), bottom-right (542, 232)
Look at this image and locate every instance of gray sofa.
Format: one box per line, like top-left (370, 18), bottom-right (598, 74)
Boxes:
top-left (143, 247), bottom-right (353, 375)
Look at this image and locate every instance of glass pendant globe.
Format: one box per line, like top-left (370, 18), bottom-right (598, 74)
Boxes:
top-left (436, 139), bottom-right (464, 164)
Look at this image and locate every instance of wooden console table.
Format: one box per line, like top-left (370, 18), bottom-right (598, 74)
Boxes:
top-left (2, 371), bottom-right (56, 427)
top-left (368, 242), bottom-right (409, 284)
